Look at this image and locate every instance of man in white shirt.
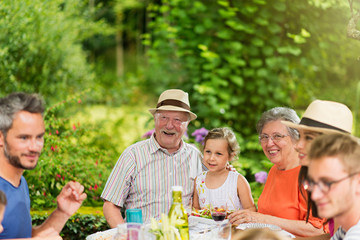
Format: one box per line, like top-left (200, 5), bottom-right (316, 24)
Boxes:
top-left (101, 89), bottom-right (204, 226)
top-left (305, 133), bottom-right (360, 240)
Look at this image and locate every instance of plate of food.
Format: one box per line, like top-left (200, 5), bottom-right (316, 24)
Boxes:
top-left (191, 206), bottom-right (235, 220)
top-left (86, 228), bottom-right (118, 240)
top-left (236, 223), bottom-right (282, 231)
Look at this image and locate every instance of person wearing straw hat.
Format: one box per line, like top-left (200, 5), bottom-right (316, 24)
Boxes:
top-left (229, 106), bottom-right (329, 237)
top-left (282, 100), bottom-right (353, 239)
top-left (101, 89), bottom-right (205, 226)
top-left (305, 133), bottom-right (360, 240)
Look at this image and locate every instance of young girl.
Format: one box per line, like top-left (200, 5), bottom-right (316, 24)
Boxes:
top-left (193, 128), bottom-right (256, 212)
top-left (0, 190), bottom-right (7, 234)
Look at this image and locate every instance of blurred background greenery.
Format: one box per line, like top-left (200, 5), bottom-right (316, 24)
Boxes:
top-left (1, 0), bottom-right (360, 214)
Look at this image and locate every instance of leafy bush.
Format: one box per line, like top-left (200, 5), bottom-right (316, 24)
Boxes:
top-left (24, 92), bottom-right (116, 209)
top-left (144, 0), bottom-right (360, 137)
top-left (32, 212), bottom-right (109, 240)
top-left (0, 0), bottom-right (112, 104)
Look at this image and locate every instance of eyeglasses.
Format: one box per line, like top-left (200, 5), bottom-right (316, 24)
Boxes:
top-left (259, 134), bottom-right (289, 143)
top-left (303, 172), bottom-right (360, 193)
top-left (155, 113), bottom-right (189, 127)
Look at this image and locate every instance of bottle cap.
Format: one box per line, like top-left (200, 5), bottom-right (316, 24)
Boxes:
top-left (126, 209), bottom-right (143, 223)
top-left (172, 186), bottom-right (183, 192)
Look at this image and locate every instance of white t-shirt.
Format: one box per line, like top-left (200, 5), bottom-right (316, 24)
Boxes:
top-left (331, 219), bottom-right (360, 240)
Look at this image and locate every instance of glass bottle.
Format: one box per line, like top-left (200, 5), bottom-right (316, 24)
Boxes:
top-left (168, 186), bottom-right (189, 240)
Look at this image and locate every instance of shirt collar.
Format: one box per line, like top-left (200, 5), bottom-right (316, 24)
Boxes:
top-left (149, 133), bottom-right (186, 155)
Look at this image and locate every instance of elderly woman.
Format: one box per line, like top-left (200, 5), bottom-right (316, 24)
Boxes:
top-left (228, 107), bottom-right (326, 237)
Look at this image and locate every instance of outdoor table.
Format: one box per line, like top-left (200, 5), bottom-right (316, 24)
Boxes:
top-left (86, 217), bottom-right (296, 240)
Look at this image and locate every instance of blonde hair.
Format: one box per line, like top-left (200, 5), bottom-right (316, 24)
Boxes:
top-left (203, 127), bottom-right (240, 160)
top-left (308, 133), bottom-right (360, 174)
top-left (232, 228), bottom-right (289, 240)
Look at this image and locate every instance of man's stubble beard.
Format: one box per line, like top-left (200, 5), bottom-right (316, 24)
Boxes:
top-left (4, 140), bottom-right (40, 170)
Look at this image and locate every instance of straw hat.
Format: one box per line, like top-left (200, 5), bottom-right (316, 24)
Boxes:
top-left (282, 100), bottom-right (353, 134)
top-left (148, 89), bottom-right (197, 121)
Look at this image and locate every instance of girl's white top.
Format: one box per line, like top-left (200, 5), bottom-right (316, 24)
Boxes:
top-left (195, 171), bottom-right (242, 210)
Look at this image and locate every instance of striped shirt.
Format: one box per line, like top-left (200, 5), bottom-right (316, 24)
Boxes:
top-left (101, 134), bottom-right (204, 223)
top-left (331, 219), bottom-right (360, 240)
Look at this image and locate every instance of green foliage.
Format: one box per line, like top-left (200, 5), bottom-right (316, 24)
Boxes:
top-left (145, 0), bottom-right (299, 137)
top-left (0, 0), bottom-right (112, 104)
top-left (24, 92), bottom-right (116, 209)
top-left (32, 212), bottom-right (109, 240)
top-left (144, 0), bottom-right (360, 138)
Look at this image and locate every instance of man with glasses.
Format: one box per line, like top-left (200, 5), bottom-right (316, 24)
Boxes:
top-left (101, 89), bottom-right (204, 226)
top-left (306, 133), bottom-right (360, 239)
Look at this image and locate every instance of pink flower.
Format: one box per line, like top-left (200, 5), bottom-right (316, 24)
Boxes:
top-left (192, 128), bottom-right (209, 143)
top-left (142, 129), bottom-right (155, 138)
top-left (78, 99), bottom-right (82, 104)
top-left (95, 160), bottom-right (98, 166)
top-left (72, 124), bottom-right (76, 131)
top-left (255, 171), bottom-right (268, 184)
top-left (94, 184), bottom-right (98, 190)
top-left (89, 186), bottom-right (92, 191)
top-left (56, 174), bottom-right (61, 179)
top-left (56, 130), bottom-right (59, 134)
top-left (51, 146), bottom-right (55, 151)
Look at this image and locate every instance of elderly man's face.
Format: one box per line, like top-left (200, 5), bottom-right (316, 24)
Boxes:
top-left (1, 111), bottom-right (45, 170)
top-left (309, 156), bottom-right (357, 221)
top-left (154, 110), bottom-right (189, 153)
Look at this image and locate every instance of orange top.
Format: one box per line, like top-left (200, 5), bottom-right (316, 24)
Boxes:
top-left (258, 165), bottom-right (328, 232)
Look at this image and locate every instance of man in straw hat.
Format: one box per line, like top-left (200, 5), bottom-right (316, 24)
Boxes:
top-left (101, 89), bottom-right (204, 226)
top-left (305, 133), bottom-right (360, 239)
top-left (282, 100), bottom-right (353, 238)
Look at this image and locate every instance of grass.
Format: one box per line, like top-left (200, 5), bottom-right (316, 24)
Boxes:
top-left (31, 206), bottom-right (104, 216)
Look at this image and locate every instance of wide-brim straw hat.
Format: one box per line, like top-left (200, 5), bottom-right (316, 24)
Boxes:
top-left (282, 100), bottom-right (353, 134)
top-left (149, 89), bottom-right (197, 121)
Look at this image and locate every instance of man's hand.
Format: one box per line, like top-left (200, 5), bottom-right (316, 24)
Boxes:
top-left (56, 181), bottom-right (87, 217)
top-left (32, 181), bottom-right (87, 235)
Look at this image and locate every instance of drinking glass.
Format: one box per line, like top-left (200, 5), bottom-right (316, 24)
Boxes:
top-left (210, 204), bottom-right (227, 222)
top-left (217, 221), bottom-right (231, 240)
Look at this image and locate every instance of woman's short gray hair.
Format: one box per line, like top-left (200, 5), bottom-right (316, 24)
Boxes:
top-left (0, 92), bottom-right (45, 135)
top-left (256, 107), bottom-right (300, 140)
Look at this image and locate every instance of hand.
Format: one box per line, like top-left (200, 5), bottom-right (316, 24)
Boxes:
top-left (56, 181), bottom-right (87, 217)
top-left (228, 209), bottom-right (264, 225)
